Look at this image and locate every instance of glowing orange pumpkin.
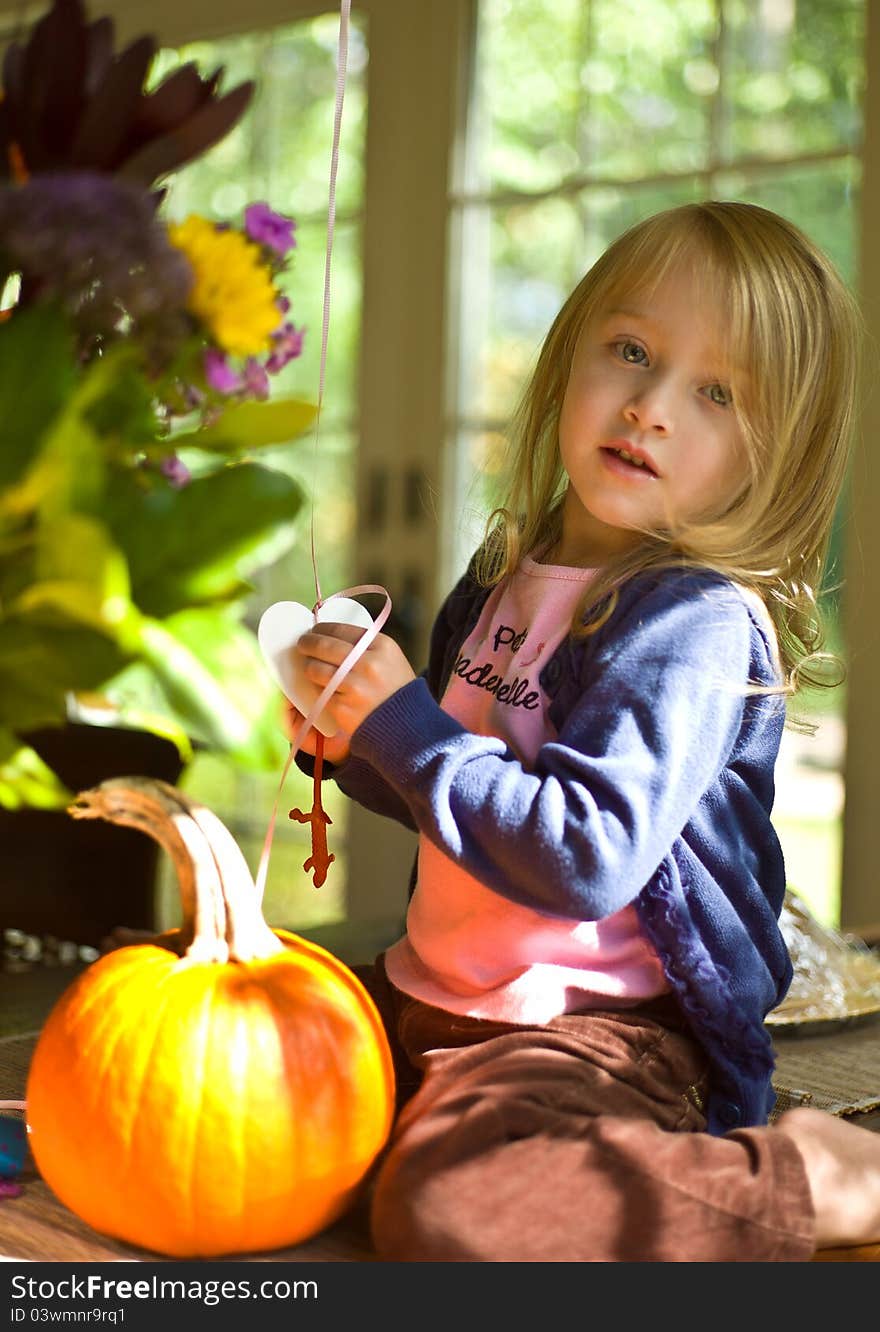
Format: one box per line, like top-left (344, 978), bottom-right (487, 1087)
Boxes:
top-left (26, 778), bottom-right (395, 1259)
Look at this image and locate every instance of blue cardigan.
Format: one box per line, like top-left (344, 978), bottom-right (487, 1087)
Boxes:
top-left (327, 557), bottom-right (792, 1136)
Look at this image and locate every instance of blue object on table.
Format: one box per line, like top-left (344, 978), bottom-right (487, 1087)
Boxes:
top-left (0, 1114), bottom-right (26, 1177)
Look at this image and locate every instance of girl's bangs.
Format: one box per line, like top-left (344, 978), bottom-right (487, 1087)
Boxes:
top-left (589, 214), bottom-right (752, 388)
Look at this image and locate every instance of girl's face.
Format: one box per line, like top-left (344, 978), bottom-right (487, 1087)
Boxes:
top-left (555, 264), bottom-right (749, 566)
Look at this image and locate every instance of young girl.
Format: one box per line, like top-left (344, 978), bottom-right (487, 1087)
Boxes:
top-left (288, 200), bottom-right (880, 1262)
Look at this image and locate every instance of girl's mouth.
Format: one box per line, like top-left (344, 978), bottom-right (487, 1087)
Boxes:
top-left (600, 445), bottom-right (660, 479)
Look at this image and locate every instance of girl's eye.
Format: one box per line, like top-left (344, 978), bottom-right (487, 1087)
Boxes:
top-left (615, 340), bottom-right (647, 365)
top-left (705, 383), bottom-right (733, 407)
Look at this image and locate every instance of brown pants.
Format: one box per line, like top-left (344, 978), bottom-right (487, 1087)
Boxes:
top-left (356, 956), bottom-right (815, 1262)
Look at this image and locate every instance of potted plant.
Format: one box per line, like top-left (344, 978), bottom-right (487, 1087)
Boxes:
top-left (0, 0), bottom-right (316, 940)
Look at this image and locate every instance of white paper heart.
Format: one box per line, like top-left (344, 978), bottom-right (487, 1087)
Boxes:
top-left (258, 597), bottom-right (374, 737)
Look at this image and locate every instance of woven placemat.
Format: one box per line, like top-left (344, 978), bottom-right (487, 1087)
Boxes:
top-left (0, 1032), bottom-right (35, 1101)
top-left (0, 962), bottom-right (87, 1039)
top-left (770, 1015), bottom-right (880, 1118)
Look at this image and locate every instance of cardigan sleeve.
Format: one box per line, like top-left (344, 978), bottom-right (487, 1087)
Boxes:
top-left (345, 572), bottom-right (780, 921)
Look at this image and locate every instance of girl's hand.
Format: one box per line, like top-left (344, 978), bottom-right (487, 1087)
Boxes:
top-left (280, 699), bottom-right (354, 767)
top-left (295, 621), bottom-right (417, 738)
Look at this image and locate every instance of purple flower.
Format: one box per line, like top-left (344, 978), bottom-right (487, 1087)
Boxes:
top-left (0, 173), bottom-right (193, 357)
top-left (244, 202), bottom-right (296, 256)
top-left (160, 454), bottom-right (192, 488)
top-left (242, 357), bottom-right (270, 400)
top-left (204, 348), bottom-right (242, 394)
top-left (265, 322), bottom-right (305, 373)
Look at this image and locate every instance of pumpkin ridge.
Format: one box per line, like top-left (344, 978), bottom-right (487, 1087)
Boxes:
top-left (228, 1001), bottom-right (253, 1230)
top-left (102, 958), bottom-right (191, 1246)
top-left (27, 950), bottom-right (179, 1248)
top-left (80, 954), bottom-right (169, 1144)
top-left (184, 974), bottom-right (221, 1250)
top-left (261, 963), bottom-right (383, 1178)
top-left (272, 929), bottom-right (394, 1073)
top-left (111, 964), bottom-right (182, 1241)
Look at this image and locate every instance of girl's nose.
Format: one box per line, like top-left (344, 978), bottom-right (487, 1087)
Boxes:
top-left (623, 387), bottom-right (673, 435)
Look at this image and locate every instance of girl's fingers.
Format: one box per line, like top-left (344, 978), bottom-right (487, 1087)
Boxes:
top-left (280, 700), bottom-right (320, 750)
top-left (297, 624), bottom-right (367, 663)
top-left (312, 621), bottom-right (368, 642)
top-left (303, 656), bottom-right (353, 689)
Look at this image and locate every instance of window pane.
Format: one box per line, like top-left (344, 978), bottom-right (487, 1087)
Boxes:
top-left (584, 180), bottom-right (706, 253)
top-left (722, 0), bottom-right (863, 162)
top-left (458, 198), bottom-right (583, 424)
top-left (715, 158), bottom-right (860, 284)
top-left (450, 427), bottom-right (510, 566)
top-left (474, 0), bottom-right (588, 193)
top-left (279, 218), bottom-right (362, 422)
top-left (474, 0), bottom-right (717, 192)
top-left (581, 0), bottom-right (718, 177)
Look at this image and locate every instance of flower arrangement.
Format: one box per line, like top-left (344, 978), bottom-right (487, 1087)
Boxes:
top-left (0, 0), bottom-right (318, 808)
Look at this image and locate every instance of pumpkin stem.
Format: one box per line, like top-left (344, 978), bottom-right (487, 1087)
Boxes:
top-left (170, 796), bottom-right (284, 961)
top-left (67, 777), bottom-right (282, 963)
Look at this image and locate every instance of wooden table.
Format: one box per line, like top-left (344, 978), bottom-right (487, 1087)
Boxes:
top-left (2, 950), bottom-right (879, 1263)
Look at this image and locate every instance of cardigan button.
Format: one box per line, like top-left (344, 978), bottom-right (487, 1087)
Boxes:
top-left (718, 1100), bottom-right (742, 1128)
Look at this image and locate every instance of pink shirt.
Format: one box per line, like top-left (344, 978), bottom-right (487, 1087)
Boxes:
top-left (384, 552), bottom-right (669, 1022)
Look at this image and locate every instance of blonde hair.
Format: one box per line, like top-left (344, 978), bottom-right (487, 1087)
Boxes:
top-left (477, 200), bottom-right (863, 699)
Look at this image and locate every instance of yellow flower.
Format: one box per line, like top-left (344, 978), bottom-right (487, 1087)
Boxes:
top-left (168, 215), bottom-right (281, 356)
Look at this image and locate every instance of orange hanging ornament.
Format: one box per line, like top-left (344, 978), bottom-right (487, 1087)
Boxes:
top-left (289, 732), bottom-right (336, 887)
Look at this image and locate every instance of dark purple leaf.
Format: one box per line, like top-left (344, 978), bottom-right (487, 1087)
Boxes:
top-left (35, 6), bottom-right (89, 161)
top-left (70, 35), bottom-right (156, 170)
top-left (83, 16), bottom-right (116, 99)
top-left (19, 0), bottom-right (88, 167)
top-left (131, 64), bottom-right (209, 141)
top-left (117, 81), bottom-right (255, 186)
top-left (0, 101), bottom-right (13, 181)
top-left (2, 41), bottom-right (25, 111)
top-left (8, 29), bottom-right (42, 170)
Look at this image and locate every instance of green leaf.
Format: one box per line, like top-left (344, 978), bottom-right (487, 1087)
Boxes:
top-left (0, 726), bottom-right (72, 810)
top-left (169, 396), bottom-right (318, 454)
top-left (0, 304), bottom-right (78, 489)
top-left (84, 352), bottom-right (159, 447)
top-left (3, 353), bottom-right (116, 520)
top-left (158, 608), bottom-right (289, 769)
top-left (14, 515), bottom-right (135, 639)
top-left (103, 462), bottom-right (304, 618)
top-left (120, 609), bottom-right (288, 768)
top-left (0, 619), bottom-right (127, 730)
